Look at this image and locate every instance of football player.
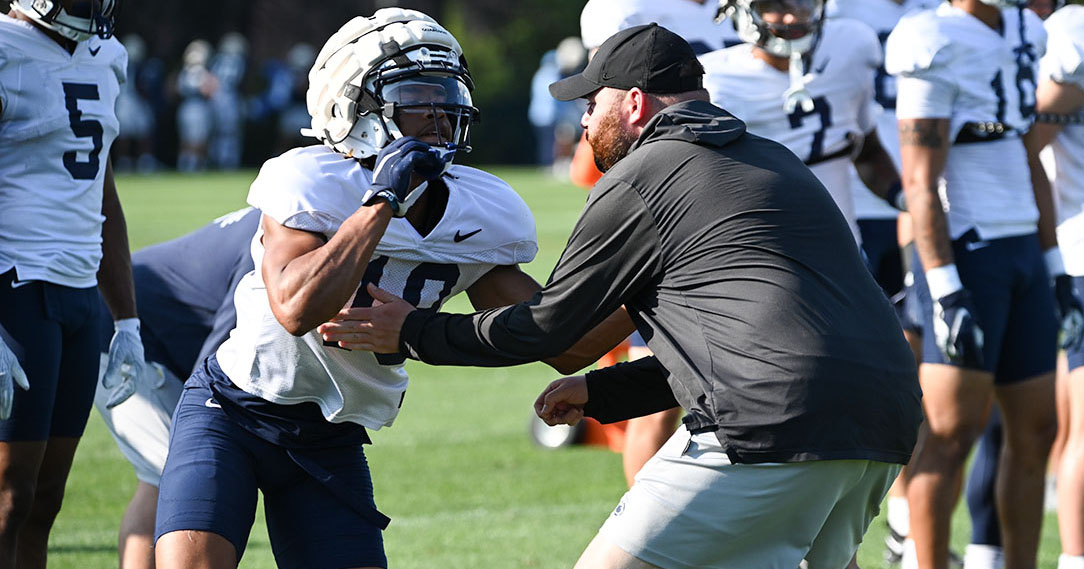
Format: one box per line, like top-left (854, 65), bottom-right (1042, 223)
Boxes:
top-left (0, 1), bottom-right (146, 567)
top-left (152, 10), bottom-right (630, 569)
top-left (703, 0), bottom-right (906, 248)
top-left (1035, 4), bottom-right (1084, 568)
top-left (89, 207), bottom-right (260, 569)
top-left (824, 0), bottom-right (939, 564)
top-left (886, 1), bottom-right (1083, 568)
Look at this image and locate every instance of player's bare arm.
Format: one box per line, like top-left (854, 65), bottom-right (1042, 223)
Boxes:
top-left (261, 202), bottom-right (394, 336)
top-left (853, 128), bottom-right (903, 208)
top-left (97, 161), bottom-right (138, 320)
top-left (898, 117), bottom-right (954, 270)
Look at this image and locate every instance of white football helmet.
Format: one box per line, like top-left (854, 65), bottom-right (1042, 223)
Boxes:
top-left (719, 0), bottom-right (825, 58)
top-left (303, 8), bottom-right (479, 161)
top-left (10, 0), bottom-right (117, 42)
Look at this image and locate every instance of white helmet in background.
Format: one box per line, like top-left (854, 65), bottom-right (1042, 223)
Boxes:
top-left (980, 0), bottom-right (1028, 7)
top-left (719, 0), bottom-right (825, 58)
top-left (10, 0), bottom-right (118, 42)
top-left (303, 8), bottom-right (479, 161)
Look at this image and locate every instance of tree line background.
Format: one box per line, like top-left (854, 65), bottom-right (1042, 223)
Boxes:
top-left (1, 0), bottom-right (587, 165)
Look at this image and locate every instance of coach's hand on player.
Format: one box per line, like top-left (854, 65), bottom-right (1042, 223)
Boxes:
top-left (534, 376), bottom-right (588, 427)
top-left (933, 289), bottom-right (985, 368)
top-left (0, 336), bottom-right (29, 420)
top-left (318, 284), bottom-right (414, 353)
top-left (365, 136), bottom-right (450, 217)
top-left (102, 318), bottom-right (148, 408)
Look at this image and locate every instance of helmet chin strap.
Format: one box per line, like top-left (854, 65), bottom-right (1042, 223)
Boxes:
top-left (783, 52), bottom-right (815, 113)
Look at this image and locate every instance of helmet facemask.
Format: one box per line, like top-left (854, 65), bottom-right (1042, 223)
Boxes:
top-left (12, 0), bottom-right (117, 42)
top-left (361, 46), bottom-right (480, 163)
top-left (722, 0), bottom-right (825, 112)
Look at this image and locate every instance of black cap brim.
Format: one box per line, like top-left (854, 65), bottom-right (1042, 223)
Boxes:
top-left (549, 73), bottom-right (601, 101)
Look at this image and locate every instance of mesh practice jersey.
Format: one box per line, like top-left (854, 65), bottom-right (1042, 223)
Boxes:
top-left (215, 146), bottom-right (537, 429)
top-left (0, 17), bottom-right (126, 287)
top-left (887, 4), bottom-right (1046, 240)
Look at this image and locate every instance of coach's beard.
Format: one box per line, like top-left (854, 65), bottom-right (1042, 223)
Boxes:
top-left (589, 108), bottom-right (638, 173)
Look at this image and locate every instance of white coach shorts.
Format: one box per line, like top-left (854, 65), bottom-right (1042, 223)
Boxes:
top-left (94, 355), bottom-right (184, 486)
top-left (598, 425), bottom-right (900, 569)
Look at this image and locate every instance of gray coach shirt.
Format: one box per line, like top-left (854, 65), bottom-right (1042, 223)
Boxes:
top-left (400, 100), bottom-right (922, 465)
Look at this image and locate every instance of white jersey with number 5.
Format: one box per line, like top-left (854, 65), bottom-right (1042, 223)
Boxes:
top-left (829, 0), bottom-right (938, 220)
top-left (215, 145), bottom-right (538, 429)
top-left (701, 18), bottom-right (882, 243)
top-left (886, 4), bottom-right (1046, 240)
top-left (0, 17), bottom-right (126, 288)
top-left (1043, 5), bottom-right (1084, 275)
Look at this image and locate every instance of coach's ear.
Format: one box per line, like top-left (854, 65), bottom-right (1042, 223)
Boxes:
top-left (625, 88), bottom-right (653, 133)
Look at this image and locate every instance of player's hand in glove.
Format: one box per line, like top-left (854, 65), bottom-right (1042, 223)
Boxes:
top-left (364, 136), bottom-right (450, 217)
top-left (933, 289), bottom-right (985, 368)
top-left (0, 336), bottom-right (29, 420)
top-left (1054, 274), bottom-right (1084, 350)
top-left (102, 318), bottom-right (149, 408)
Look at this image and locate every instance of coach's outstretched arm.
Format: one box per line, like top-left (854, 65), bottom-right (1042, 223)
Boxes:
top-left (337, 175), bottom-right (660, 367)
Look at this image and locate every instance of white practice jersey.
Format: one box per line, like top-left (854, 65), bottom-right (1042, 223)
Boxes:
top-left (215, 146), bottom-right (538, 429)
top-left (0, 18), bottom-right (126, 288)
top-left (887, 4), bottom-right (1046, 240)
top-left (1043, 5), bottom-right (1084, 275)
top-left (580, 0), bottom-right (740, 54)
top-left (702, 18), bottom-right (882, 243)
top-left (829, 0), bottom-right (938, 220)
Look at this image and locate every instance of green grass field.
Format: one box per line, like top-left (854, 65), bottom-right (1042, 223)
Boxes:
top-left (46, 168), bottom-right (1062, 568)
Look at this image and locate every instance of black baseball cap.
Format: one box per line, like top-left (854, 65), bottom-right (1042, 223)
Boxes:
top-left (549, 24), bottom-right (704, 101)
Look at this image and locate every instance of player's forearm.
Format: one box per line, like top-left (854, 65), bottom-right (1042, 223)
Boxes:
top-left (97, 162), bottom-right (137, 320)
top-left (853, 130), bottom-right (901, 204)
top-left (899, 118), bottom-right (954, 270)
top-left (267, 203), bottom-right (393, 335)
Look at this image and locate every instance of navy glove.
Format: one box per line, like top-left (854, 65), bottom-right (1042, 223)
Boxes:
top-left (933, 289), bottom-right (985, 368)
top-left (1054, 274), bottom-right (1084, 350)
top-left (365, 137), bottom-right (449, 217)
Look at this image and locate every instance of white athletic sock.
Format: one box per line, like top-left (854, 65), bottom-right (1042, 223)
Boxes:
top-left (963, 544), bottom-right (1004, 569)
top-left (887, 496), bottom-right (910, 536)
top-left (1060, 554), bottom-right (1084, 569)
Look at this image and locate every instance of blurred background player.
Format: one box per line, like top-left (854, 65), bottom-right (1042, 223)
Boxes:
top-left (175, 38), bottom-right (216, 173)
top-left (92, 207), bottom-right (259, 569)
top-left (825, 0), bottom-right (939, 564)
top-left (113, 34), bottom-right (159, 174)
top-left (1035, 3), bottom-right (1084, 568)
top-left (0, 1), bottom-right (148, 567)
top-left (528, 37), bottom-right (587, 178)
top-left (208, 32), bottom-right (248, 170)
top-left (153, 10), bottom-right (629, 568)
top-left (887, 1), bottom-right (1084, 568)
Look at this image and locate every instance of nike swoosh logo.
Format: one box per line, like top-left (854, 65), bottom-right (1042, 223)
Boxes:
top-left (813, 58), bottom-right (829, 74)
top-left (205, 397), bottom-right (222, 409)
top-left (89, 45), bottom-right (101, 56)
top-left (965, 240), bottom-right (990, 252)
top-left (453, 228), bottom-right (482, 242)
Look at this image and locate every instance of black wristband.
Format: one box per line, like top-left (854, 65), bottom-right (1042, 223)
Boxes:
top-left (364, 187), bottom-right (401, 215)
